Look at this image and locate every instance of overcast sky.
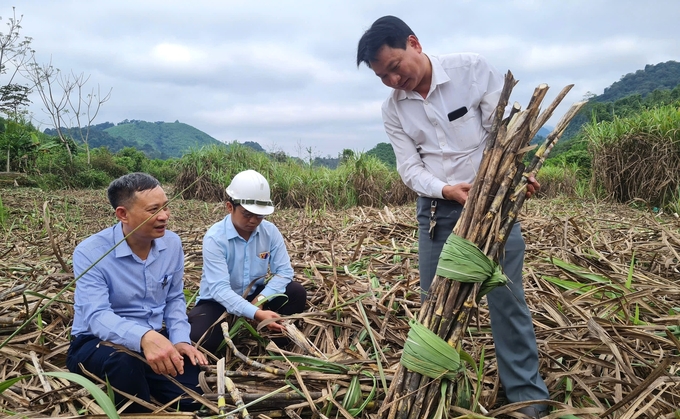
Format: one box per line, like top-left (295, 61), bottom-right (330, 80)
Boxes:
top-left (5, 1), bottom-right (679, 158)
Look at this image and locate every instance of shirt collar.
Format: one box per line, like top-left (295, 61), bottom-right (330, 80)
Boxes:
top-left (112, 222), bottom-right (166, 258)
top-left (113, 222), bottom-right (133, 258)
top-left (395, 53), bottom-right (450, 101)
top-left (225, 214), bottom-right (259, 241)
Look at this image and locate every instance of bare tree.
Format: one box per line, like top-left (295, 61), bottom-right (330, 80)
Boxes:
top-left (66, 73), bottom-right (111, 165)
top-left (25, 60), bottom-right (111, 164)
top-left (0, 7), bottom-right (34, 171)
top-left (0, 7), bottom-right (34, 105)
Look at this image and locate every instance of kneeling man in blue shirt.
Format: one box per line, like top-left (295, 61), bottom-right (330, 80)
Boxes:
top-left (189, 170), bottom-right (307, 354)
top-left (67, 172), bottom-right (208, 413)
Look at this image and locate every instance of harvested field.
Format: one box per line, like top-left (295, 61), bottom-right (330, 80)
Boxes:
top-left (1, 187), bottom-right (679, 418)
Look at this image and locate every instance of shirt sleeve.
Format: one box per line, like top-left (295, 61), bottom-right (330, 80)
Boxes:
top-left (201, 234), bottom-right (259, 319)
top-left (73, 247), bottom-right (150, 352)
top-left (383, 102), bottom-right (447, 198)
top-left (259, 226), bottom-right (294, 298)
top-left (163, 243), bottom-right (191, 345)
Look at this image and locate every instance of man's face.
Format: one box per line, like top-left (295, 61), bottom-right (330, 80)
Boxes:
top-left (119, 186), bottom-right (170, 241)
top-left (228, 202), bottom-right (265, 236)
top-left (370, 35), bottom-right (428, 92)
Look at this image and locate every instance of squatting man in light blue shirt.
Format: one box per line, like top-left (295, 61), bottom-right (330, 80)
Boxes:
top-left (67, 172), bottom-right (208, 413)
top-left (189, 170), bottom-right (307, 355)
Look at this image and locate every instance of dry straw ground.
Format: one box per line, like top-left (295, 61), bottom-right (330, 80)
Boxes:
top-left (1, 187), bottom-right (679, 418)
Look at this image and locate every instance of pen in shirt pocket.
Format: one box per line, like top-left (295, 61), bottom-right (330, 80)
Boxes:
top-left (162, 275), bottom-right (169, 289)
top-left (259, 252), bottom-right (270, 259)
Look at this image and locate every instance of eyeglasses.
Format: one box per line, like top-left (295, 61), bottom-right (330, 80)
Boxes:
top-left (237, 207), bottom-right (265, 220)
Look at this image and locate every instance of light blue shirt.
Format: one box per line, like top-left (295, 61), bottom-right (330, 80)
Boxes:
top-left (197, 215), bottom-right (293, 319)
top-left (71, 222), bottom-right (191, 352)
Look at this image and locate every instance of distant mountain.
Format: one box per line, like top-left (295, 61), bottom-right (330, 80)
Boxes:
top-left (103, 120), bottom-right (222, 159)
top-left (44, 119), bottom-right (225, 159)
top-left (530, 126), bottom-right (553, 145)
top-left (596, 61), bottom-right (680, 103)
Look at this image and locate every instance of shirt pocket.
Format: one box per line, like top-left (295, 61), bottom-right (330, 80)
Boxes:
top-left (447, 108), bottom-right (485, 151)
top-left (251, 257), bottom-right (270, 283)
top-left (154, 273), bottom-right (173, 299)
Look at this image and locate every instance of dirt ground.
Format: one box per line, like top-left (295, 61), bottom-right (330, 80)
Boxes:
top-left (1, 187), bottom-right (679, 418)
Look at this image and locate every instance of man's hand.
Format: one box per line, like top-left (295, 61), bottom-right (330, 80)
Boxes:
top-left (526, 176), bottom-right (541, 199)
top-left (140, 330), bottom-right (185, 376)
top-left (175, 342), bottom-right (208, 366)
top-left (442, 183), bottom-right (472, 205)
top-left (254, 309), bottom-right (285, 332)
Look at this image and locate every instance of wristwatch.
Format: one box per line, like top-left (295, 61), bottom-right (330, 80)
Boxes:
top-left (254, 294), bottom-right (266, 305)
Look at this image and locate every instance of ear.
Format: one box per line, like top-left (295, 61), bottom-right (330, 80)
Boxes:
top-left (115, 206), bottom-right (129, 223)
top-left (226, 202), bottom-right (234, 214)
top-left (407, 35), bottom-right (422, 52)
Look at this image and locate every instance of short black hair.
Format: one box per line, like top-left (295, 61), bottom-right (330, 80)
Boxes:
top-left (107, 172), bottom-right (161, 209)
top-left (356, 15), bottom-right (416, 68)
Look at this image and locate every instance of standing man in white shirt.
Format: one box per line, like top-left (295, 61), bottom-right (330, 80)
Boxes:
top-left (356, 16), bottom-right (549, 418)
top-left (189, 170), bottom-right (306, 354)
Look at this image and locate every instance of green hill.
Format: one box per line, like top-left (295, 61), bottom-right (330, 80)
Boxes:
top-left (103, 120), bottom-right (222, 159)
top-left (597, 61), bottom-right (680, 103)
top-left (43, 119), bottom-right (224, 159)
top-left (561, 60), bottom-right (680, 140)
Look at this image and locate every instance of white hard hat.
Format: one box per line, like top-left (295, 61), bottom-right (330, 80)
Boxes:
top-left (226, 170), bottom-right (275, 216)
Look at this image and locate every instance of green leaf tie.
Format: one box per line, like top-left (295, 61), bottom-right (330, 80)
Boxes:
top-left (435, 233), bottom-right (508, 300)
top-left (401, 319), bottom-right (462, 380)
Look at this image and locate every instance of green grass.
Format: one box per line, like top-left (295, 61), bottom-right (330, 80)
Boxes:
top-left (175, 143), bottom-right (414, 209)
top-left (0, 195), bottom-right (8, 231)
top-left (584, 105), bottom-right (680, 210)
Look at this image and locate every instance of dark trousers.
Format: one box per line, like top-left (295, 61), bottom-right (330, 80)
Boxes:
top-left (188, 281), bottom-right (307, 354)
top-left (416, 196), bottom-right (549, 406)
top-left (66, 333), bottom-right (201, 413)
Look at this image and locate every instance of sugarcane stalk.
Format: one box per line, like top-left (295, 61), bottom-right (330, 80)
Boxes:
top-left (221, 322), bottom-right (287, 375)
top-left (529, 84), bottom-right (575, 140)
top-left (225, 375), bottom-right (252, 419)
top-left (217, 357), bottom-right (228, 416)
top-left (282, 320), bottom-right (327, 359)
top-left (458, 72), bottom-right (517, 238)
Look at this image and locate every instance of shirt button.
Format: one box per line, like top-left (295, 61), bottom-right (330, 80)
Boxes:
top-left (433, 121), bottom-right (438, 126)
top-left (424, 101), bottom-right (429, 105)
top-left (440, 142), bottom-right (446, 147)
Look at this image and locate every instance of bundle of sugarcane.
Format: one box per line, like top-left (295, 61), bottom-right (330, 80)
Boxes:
top-left (379, 72), bottom-right (586, 419)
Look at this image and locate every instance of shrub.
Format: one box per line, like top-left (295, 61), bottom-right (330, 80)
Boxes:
top-left (585, 105), bottom-right (680, 209)
top-left (536, 164), bottom-right (579, 199)
top-left (90, 148), bottom-right (128, 178)
top-left (174, 143), bottom-right (273, 201)
top-left (71, 169), bottom-right (111, 189)
top-left (146, 158), bottom-right (178, 183)
top-left (115, 147), bottom-right (147, 172)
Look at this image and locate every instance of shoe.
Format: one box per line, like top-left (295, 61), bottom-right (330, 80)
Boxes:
top-left (516, 406), bottom-right (548, 418)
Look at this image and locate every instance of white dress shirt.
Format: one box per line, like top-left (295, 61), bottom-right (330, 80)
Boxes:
top-left (382, 53), bottom-right (504, 198)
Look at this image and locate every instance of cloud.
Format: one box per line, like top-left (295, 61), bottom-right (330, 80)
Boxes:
top-left (151, 43), bottom-right (202, 66)
top-left (197, 100), bottom-right (383, 127)
top-left (6, 1), bottom-right (680, 157)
